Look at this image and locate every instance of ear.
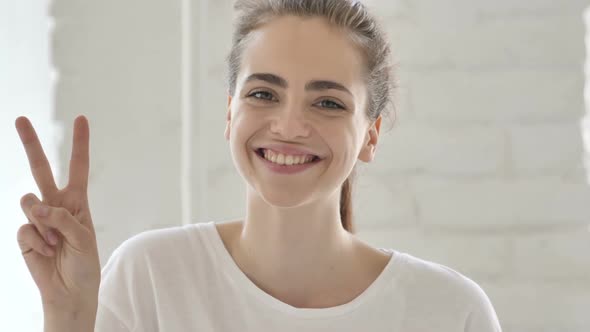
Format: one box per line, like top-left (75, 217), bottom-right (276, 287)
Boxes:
top-left (224, 94), bottom-right (232, 141)
top-left (358, 115), bottom-right (381, 163)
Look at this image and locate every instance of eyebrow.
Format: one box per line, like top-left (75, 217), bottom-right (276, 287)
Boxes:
top-left (243, 73), bottom-right (352, 96)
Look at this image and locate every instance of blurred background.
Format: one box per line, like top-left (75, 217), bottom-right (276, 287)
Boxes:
top-left (2, 0), bottom-right (590, 331)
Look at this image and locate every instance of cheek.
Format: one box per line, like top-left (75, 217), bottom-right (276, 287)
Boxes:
top-left (322, 123), bottom-right (352, 143)
top-left (228, 115), bottom-right (260, 152)
top-left (232, 105), bottom-right (265, 127)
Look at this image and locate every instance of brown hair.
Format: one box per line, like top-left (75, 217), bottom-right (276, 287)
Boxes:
top-left (226, 0), bottom-right (396, 234)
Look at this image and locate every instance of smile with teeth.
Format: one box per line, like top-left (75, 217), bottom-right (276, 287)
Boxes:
top-left (258, 148), bottom-right (319, 166)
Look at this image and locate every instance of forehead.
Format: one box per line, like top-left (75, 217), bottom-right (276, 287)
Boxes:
top-left (239, 15), bottom-right (365, 89)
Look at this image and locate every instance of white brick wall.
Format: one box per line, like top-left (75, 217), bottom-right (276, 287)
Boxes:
top-left (51, 1), bottom-right (590, 331)
top-left (371, 121), bottom-right (505, 175)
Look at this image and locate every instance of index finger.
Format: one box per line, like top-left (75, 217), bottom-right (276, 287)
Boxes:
top-left (15, 117), bottom-right (59, 199)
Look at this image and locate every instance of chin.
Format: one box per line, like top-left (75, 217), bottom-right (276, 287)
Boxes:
top-left (255, 187), bottom-right (318, 208)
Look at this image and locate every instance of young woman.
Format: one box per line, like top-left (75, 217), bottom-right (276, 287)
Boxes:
top-left (17, 0), bottom-right (502, 331)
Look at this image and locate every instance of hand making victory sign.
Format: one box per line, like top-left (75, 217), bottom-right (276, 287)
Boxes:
top-left (15, 115), bottom-right (101, 315)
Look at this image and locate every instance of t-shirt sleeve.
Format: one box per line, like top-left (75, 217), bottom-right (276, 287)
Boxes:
top-left (463, 282), bottom-right (502, 332)
top-left (95, 302), bottom-right (131, 332)
top-left (95, 234), bottom-right (157, 332)
top-left (95, 242), bottom-right (135, 332)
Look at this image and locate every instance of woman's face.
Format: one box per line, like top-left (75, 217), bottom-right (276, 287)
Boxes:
top-left (225, 15), bottom-right (380, 207)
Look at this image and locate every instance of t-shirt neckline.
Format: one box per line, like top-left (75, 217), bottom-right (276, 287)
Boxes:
top-left (198, 220), bottom-right (405, 319)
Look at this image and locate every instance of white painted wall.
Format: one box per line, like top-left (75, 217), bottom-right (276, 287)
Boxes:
top-left (584, 6), bottom-right (590, 186)
top-left (1, 0), bottom-right (60, 330)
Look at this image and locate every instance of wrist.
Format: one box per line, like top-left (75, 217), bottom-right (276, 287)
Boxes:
top-left (44, 304), bottom-right (97, 332)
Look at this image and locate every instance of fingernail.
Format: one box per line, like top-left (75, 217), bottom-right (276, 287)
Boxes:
top-left (35, 205), bottom-right (49, 217)
top-left (47, 230), bottom-right (58, 245)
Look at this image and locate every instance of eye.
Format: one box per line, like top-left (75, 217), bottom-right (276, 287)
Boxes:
top-left (247, 90), bottom-right (276, 102)
top-left (315, 99), bottom-right (345, 111)
top-left (246, 91), bottom-right (345, 111)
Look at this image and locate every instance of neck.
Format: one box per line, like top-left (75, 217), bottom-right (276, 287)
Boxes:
top-left (216, 187), bottom-right (394, 308)
top-left (227, 187), bottom-right (360, 297)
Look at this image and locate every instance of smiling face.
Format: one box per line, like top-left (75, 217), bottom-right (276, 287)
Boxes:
top-left (225, 15), bottom-right (381, 207)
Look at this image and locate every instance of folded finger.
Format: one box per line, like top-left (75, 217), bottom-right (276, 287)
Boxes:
top-left (17, 223), bottom-right (55, 257)
top-left (20, 193), bottom-right (53, 244)
top-left (31, 204), bottom-right (91, 250)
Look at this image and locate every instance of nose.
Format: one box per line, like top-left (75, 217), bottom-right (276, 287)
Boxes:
top-left (269, 104), bottom-right (311, 139)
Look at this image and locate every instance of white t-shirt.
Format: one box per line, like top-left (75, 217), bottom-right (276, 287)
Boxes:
top-left (96, 221), bottom-right (502, 331)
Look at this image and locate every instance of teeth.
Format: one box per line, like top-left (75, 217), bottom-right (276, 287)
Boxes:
top-left (261, 149), bottom-right (315, 165)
